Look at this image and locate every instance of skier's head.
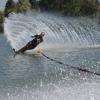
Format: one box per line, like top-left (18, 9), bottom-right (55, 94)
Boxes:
top-left (40, 32), bottom-right (45, 37)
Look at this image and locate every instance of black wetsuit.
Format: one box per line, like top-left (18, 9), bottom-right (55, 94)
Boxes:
top-left (15, 35), bottom-right (43, 53)
top-left (26, 35), bottom-right (43, 49)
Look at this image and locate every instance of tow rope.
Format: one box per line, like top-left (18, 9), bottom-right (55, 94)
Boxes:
top-left (41, 53), bottom-right (100, 77)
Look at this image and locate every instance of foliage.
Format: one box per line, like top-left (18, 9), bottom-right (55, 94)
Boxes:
top-left (80, 0), bottom-right (97, 16)
top-left (4, 0), bottom-right (31, 17)
top-left (4, 0), bottom-right (98, 17)
top-left (39, 0), bottom-right (97, 16)
top-left (0, 11), bottom-right (4, 32)
top-left (16, 0), bottom-right (31, 13)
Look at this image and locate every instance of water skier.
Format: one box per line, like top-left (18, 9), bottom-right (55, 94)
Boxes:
top-left (13, 32), bottom-right (45, 53)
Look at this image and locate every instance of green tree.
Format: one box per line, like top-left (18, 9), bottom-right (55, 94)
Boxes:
top-left (4, 0), bottom-right (31, 17)
top-left (80, 0), bottom-right (97, 16)
top-left (0, 11), bottom-right (4, 32)
top-left (39, 0), bottom-right (98, 16)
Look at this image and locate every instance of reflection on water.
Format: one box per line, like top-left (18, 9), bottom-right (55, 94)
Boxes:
top-left (0, 34), bottom-right (100, 100)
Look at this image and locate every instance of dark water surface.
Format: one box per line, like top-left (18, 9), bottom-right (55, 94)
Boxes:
top-left (0, 34), bottom-right (100, 100)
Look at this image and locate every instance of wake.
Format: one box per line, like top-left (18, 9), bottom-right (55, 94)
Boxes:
top-left (4, 12), bottom-right (100, 51)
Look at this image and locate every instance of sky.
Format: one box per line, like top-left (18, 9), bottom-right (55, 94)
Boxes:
top-left (0, 0), bottom-right (7, 10)
top-left (0, 0), bottom-right (20, 10)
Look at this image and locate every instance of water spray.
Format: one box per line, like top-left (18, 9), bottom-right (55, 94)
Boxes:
top-left (4, 12), bottom-right (100, 77)
top-left (4, 12), bottom-right (100, 50)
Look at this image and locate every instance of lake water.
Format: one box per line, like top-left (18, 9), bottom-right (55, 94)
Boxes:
top-left (0, 34), bottom-right (100, 100)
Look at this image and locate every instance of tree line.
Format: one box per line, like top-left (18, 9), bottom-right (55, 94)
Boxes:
top-left (0, 11), bottom-right (4, 33)
top-left (39, 0), bottom-right (98, 16)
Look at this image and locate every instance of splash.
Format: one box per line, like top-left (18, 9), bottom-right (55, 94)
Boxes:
top-left (4, 12), bottom-right (100, 51)
top-left (35, 48), bottom-right (44, 56)
top-left (36, 48), bottom-right (44, 53)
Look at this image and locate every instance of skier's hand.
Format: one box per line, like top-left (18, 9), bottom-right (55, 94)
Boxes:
top-left (31, 36), bottom-right (34, 38)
